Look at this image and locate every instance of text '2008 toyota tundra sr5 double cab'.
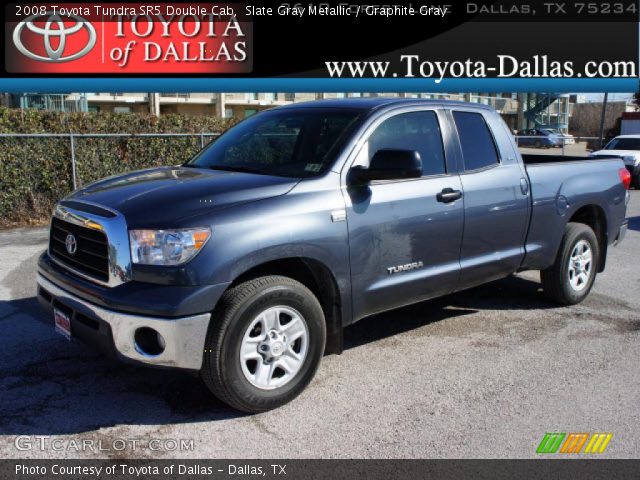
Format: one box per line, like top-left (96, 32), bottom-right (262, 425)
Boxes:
top-left (37, 99), bottom-right (630, 412)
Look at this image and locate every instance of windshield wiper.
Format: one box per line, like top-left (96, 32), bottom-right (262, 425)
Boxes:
top-left (207, 165), bottom-right (269, 175)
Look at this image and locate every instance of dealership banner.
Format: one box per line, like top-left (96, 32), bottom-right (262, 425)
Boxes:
top-left (0, 0), bottom-right (639, 91)
top-left (6, 3), bottom-right (251, 73)
top-left (3, 459), bottom-right (640, 480)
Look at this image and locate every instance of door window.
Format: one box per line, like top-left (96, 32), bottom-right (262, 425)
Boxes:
top-left (359, 111), bottom-right (447, 177)
top-left (452, 111), bottom-right (500, 171)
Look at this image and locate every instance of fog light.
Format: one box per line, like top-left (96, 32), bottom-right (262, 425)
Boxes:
top-left (134, 327), bottom-right (166, 356)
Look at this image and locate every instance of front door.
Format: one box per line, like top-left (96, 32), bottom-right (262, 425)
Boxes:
top-left (343, 109), bottom-right (465, 321)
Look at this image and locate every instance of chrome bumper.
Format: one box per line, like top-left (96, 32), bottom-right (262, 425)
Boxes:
top-left (37, 274), bottom-right (211, 370)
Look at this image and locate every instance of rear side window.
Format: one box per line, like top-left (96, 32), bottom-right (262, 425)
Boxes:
top-left (452, 111), bottom-right (500, 171)
top-left (367, 111), bottom-right (446, 177)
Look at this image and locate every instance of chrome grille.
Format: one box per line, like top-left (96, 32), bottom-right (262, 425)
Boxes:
top-left (49, 217), bottom-right (109, 282)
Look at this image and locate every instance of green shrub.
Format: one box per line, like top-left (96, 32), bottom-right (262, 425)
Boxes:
top-left (0, 107), bottom-right (234, 227)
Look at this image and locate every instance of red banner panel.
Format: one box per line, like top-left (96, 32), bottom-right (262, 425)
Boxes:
top-left (6, 3), bottom-right (252, 73)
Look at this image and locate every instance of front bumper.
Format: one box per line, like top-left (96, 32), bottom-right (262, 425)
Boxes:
top-left (38, 251), bottom-right (230, 317)
top-left (37, 273), bottom-right (210, 370)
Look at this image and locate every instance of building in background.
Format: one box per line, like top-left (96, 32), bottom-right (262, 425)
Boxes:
top-left (517, 93), bottom-right (573, 132)
top-left (7, 92), bottom-right (574, 132)
top-left (621, 112), bottom-right (640, 135)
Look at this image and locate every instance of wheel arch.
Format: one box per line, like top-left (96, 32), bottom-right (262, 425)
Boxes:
top-left (568, 203), bottom-right (608, 272)
top-left (227, 257), bottom-right (345, 354)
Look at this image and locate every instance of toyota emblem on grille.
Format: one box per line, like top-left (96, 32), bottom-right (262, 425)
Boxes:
top-left (65, 234), bottom-right (78, 255)
top-left (12, 12), bottom-right (96, 62)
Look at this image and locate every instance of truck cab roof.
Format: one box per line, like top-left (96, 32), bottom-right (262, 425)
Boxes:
top-left (273, 97), bottom-right (495, 113)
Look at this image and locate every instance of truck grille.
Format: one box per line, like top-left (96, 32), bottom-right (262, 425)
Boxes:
top-left (49, 217), bottom-right (109, 282)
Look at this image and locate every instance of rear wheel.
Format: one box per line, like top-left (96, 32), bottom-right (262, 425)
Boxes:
top-left (541, 223), bottom-right (599, 305)
top-left (201, 276), bottom-right (326, 413)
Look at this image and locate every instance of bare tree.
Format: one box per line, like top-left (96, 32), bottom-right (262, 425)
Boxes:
top-left (570, 101), bottom-right (628, 137)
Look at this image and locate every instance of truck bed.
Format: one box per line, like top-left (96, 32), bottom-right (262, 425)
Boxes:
top-left (521, 154), bottom-right (621, 164)
top-left (521, 155), bottom-right (627, 271)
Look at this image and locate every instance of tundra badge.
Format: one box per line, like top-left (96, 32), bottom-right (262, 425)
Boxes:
top-left (387, 261), bottom-right (424, 275)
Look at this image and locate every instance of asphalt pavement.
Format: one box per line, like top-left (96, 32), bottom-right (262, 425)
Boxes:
top-left (1, 192), bottom-right (639, 459)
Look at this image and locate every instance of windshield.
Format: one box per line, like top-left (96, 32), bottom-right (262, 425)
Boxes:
top-left (605, 137), bottom-right (640, 151)
top-left (186, 108), bottom-right (363, 178)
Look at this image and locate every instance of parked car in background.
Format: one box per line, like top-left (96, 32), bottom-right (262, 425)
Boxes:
top-left (516, 128), bottom-right (563, 148)
top-left (591, 135), bottom-right (640, 188)
top-left (545, 128), bottom-right (575, 145)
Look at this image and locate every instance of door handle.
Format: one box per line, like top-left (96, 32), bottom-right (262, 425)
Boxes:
top-left (437, 188), bottom-right (463, 203)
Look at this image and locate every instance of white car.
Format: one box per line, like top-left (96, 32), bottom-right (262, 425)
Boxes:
top-left (591, 135), bottom-right (640, 188)
top-left (545, 128), bottom-right (575, 145)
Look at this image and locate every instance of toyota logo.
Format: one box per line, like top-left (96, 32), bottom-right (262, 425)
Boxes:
top-left (13, 12), bottom-right (96, 62)
top-left (65, 234), bottom-right (78, 255)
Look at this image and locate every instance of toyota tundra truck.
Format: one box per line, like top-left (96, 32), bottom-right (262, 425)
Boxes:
top-left (37, 99), bottom-right (630, 412)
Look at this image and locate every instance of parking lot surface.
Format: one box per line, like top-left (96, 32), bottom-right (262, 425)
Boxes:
top-left (1, 192), bottom-right (639, 459)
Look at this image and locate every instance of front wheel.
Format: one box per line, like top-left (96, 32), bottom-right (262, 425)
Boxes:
top-left (201, 276), bottom-right (326, 413)
top-left (541, 223), bottom-right (599, 305)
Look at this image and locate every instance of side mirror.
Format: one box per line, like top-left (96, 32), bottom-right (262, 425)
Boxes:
top-left (350, 149), bottom-right (422, 184)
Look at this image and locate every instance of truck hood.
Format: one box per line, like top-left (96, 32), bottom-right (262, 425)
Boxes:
top-left (67, 166), bottom-right (298, 227)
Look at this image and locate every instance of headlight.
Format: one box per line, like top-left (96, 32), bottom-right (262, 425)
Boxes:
top-left (129, 228), bottom-right (211, 266)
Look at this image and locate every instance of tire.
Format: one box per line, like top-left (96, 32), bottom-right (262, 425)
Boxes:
top-left (534, 140), bottom-right (542, 148)
top-left (201, 275), bottom-right (326, 413)
top-left (541, 223), bottom-right (599, 305)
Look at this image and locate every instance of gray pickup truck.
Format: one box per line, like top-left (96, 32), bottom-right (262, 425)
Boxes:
top-left (37, 99), bottom-right (630, 412)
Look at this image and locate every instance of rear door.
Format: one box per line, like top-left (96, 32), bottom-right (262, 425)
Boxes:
top-left (450, 109), bottom-right (530, 288)
top-left (343, 107), bottom-right (464, 321)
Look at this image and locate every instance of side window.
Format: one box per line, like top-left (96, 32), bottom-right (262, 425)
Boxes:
top-left (365, 111), bottom-right (446, 177)
top-left (452, 111), bottom-right (500, 171)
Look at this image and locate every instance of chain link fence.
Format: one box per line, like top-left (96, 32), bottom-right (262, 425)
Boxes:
top-left (0, 132), bottom-right (221, 190)
top-left (0, 133), bottom-right (221, 226)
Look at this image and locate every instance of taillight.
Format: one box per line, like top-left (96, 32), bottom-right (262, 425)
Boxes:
top-left (619, 168), bottom-right (631, 190)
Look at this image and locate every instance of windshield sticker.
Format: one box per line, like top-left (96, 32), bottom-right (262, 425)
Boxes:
top-left (305, 164), bottom-right (322, 172)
